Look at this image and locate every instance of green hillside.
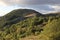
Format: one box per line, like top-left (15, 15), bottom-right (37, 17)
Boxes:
top-left (0, 9), bottom-right (60, 40)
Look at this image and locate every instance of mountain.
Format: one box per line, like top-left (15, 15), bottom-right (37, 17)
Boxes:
top-left (0, 9), bottom-right (41, 27)
top-left (0, 9), bottom-right (60, 40)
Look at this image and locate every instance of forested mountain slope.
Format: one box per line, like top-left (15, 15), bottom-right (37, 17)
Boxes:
top-left (0, 9), bottom-right (60, 40)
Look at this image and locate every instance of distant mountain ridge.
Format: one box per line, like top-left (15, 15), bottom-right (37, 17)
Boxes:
top-left (0, 9), bottom-right (42, 27)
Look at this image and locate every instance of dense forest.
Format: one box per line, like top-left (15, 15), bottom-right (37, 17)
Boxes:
top-left (0, 9), bottom-right (60, 40)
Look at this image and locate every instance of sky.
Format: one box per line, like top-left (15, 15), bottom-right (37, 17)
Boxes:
top-left (0, 0), bottom-right (60, 16)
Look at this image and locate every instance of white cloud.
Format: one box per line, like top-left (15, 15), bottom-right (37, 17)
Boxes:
top-left (0, 10), bottom-right (7, 16)
top-left (48, 5), bottom-right (60, 11)
top-left (0, 1), bottom-right (7, 6)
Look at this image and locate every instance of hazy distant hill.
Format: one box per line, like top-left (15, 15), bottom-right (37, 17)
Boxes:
top-left (0, 9), bottom-right (60, 40)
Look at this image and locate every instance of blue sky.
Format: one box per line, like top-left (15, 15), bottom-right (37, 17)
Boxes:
top-left (0, 0), bottom-right (60, 16)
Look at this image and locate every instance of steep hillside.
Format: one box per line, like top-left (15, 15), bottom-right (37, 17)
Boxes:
top-left (0, 9), bottom-right (60, 40)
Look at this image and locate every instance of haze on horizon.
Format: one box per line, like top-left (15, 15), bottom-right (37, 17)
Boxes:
top-left (0, 0), bottom-right (60, 16)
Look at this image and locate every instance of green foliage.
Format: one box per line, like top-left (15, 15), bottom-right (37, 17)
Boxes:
top-left (39, 18), bottom-right (60, 40)
top-left (0, 9), bottom-right (60, 40)
top-left (0, 16), bottom-right (45, 40)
